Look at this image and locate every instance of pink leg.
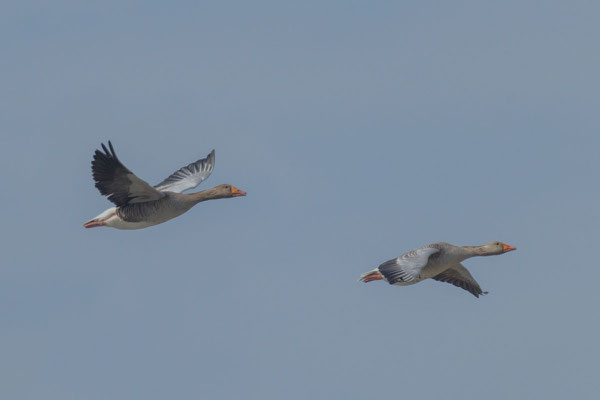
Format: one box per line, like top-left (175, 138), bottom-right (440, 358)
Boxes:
top-left (83, 219), bottom-right (106, 228)
top-left (361, 271), bottom-right (383, 283)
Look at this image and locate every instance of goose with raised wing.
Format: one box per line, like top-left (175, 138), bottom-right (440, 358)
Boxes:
top-left (359, 242), bottom-right (516, 297)
top-left (83, 141), bottom-right (246, 230)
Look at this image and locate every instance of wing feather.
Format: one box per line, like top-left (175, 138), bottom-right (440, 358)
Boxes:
top-left (432, 263), bottom-right (487, 298)
top-left (91, 141), bottom-right (165, 206)
top-left (154, 150), bottom-right (215, 193)
top-left (378, 246), bottom-right (440, 284)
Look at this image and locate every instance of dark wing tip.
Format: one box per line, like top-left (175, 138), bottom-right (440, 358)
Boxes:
top-left (94, 141), bottom-right (118, 162)
top-left (96, 140), bottom-right (115, 153)
top-left (108, 141), bottom-right (117, 158)
top-left (205, 149), bottom-right (216, 171)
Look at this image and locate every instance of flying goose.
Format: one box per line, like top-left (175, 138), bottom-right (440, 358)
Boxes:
top-left (83, 141), bottom-right (246, 230)
top-left (359, 242), bottom-right (516, 297)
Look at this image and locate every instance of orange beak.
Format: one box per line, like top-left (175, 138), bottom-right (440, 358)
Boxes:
top-left (231, 186), bottom-right (247, 197)
top-left (502, 243), bottom-right (516, 253)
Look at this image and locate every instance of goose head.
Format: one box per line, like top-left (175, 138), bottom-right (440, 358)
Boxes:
top-left (215, 184), bottom-right (247, 198)
top-left (480, 241), bottom-right (517, 255)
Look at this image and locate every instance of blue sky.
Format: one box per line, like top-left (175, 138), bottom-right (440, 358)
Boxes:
top-left (1, 1), bottom-right (599, 399)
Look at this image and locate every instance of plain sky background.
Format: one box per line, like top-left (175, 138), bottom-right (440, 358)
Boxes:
top-left (1, 1), bottom-right (599, 399)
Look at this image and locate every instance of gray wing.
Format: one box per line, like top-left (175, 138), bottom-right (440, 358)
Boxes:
top-left (91, 141), bottom-right (165, 207)
top-left (154, 150), bottom-right (215, 193)
top-left (378, 246), bottom-right (440, 284)
top-left (432, 263), bottom-right (487, 298)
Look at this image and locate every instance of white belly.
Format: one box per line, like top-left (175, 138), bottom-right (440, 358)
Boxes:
top-left (89, 207), bottom-right (171, 230)
top-left (106, 215), bottom-right (160, 230)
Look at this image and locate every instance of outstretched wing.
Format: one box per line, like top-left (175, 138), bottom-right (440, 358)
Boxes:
top-left (432, 263), bottom-right (487, 298)
top-left (378, 246), bottom-right (440, 284)
top-left (91, 141), bottom-right (165, 207)
top-left (154, 150), bottom-right (215, 193)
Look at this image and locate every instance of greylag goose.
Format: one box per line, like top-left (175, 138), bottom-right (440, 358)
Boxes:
top-left (83, 141), bottom-right (246, 230)
top-left (359, 242), bottom-right (516, 297)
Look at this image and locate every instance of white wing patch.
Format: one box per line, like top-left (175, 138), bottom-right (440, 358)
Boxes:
top-left (154, 150), bottom-right (215, 193)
